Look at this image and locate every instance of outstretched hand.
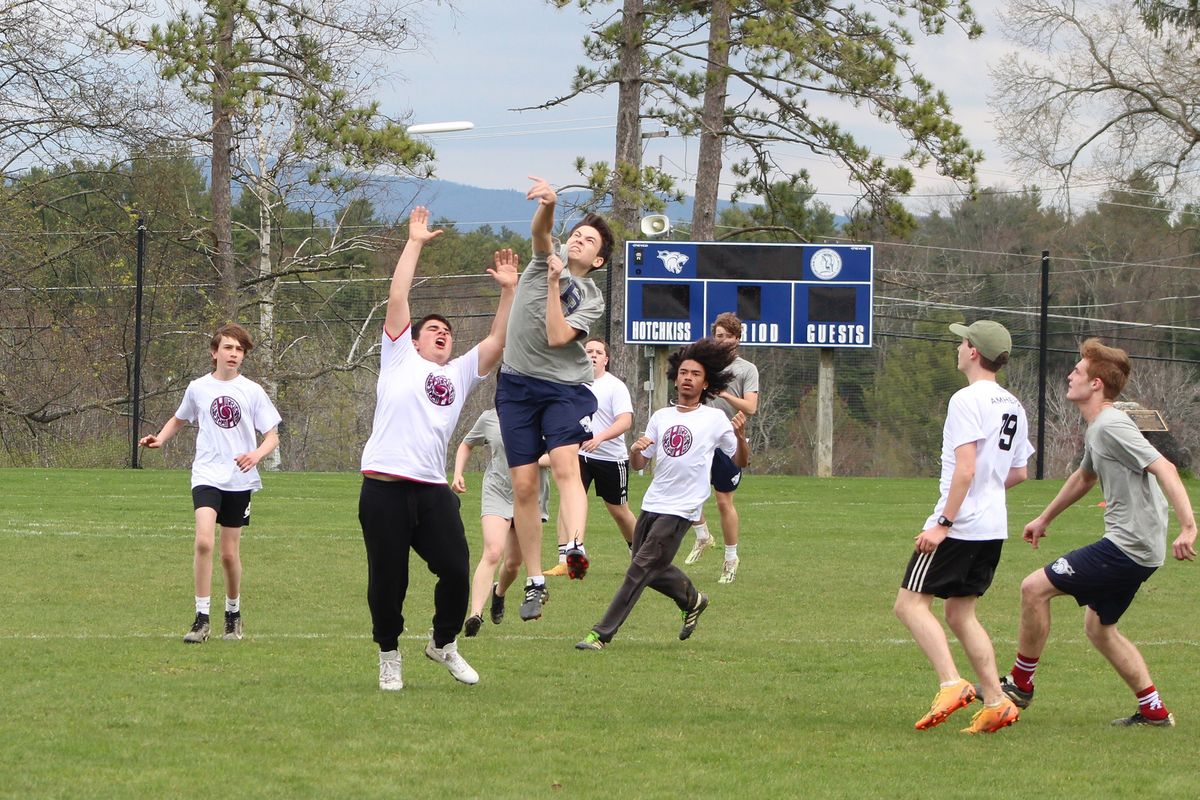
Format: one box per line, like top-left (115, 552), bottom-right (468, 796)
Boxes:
top-left (489, 248), bottom-right (519, 289)
top-left (526, 175), bottom-right (557, 206)
top-left (407, 206), bottom-right (444, 245)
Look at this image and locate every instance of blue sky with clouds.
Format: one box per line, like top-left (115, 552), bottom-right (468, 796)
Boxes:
top-left (379, 1), bottom-right (1025, 216)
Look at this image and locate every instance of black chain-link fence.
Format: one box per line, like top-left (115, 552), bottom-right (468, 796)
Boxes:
top-left (3, 234), bottom-right (1197, 476)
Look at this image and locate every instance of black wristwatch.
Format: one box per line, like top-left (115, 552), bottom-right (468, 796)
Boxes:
top-left (936, 515), bottom-right (954, 528)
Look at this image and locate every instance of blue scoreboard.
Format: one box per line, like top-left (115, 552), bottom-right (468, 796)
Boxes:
top-left (623, 240), bottom-right (873, 347)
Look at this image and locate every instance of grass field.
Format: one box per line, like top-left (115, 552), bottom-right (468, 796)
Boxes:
top-left (2, 468), bottom-right (1199, 799)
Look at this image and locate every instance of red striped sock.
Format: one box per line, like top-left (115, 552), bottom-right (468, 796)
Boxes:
top-left (1136, 685), bottom-right (1169, 720)
top-left (1010, 653), bottom-right (1039, 692)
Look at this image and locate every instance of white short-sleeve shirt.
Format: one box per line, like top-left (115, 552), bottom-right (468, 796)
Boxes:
top-left (174, 373), bottom-right (282, 491)
top-left (584, 371), bottom-right (634, 463)
top-left (360, 327), bottom-right (483, 484)
top-left (639, 405), bottom-right (736, 521)
top-left (927, 379), bottom-right (1034, 541)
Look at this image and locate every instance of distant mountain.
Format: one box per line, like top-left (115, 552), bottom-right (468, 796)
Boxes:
top-left (323, 176), bottom-right (741, 233)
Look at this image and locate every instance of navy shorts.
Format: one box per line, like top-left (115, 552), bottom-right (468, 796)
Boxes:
top-left (496, 370), bottom-right (598, 467)
top-left (1043, 538), bottom-right (1157, 625)
top-left (192, 485), bottom-right (252, 528)
top-left (710, 449), bottom-right (743, 493)
top-left (901, 538), bottom-right (1003, 599)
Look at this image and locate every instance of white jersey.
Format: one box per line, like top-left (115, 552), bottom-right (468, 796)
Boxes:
top-left (584, 372), bottom-right (634, 463)
top-left (360, 327), bottom-right (483, 484)
top-left (926, 379), bottom-right (1034, 541)
top-left (174, 373), bottom-right (282, 492)
top-left (639, 405), bottom-right (736, 521)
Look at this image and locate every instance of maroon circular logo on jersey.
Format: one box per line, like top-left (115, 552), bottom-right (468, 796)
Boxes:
top-left (662, 424), bottom-right (692, 457)
top-left (210, 396), bottom-right (242, 429)
top-left (425, 373), bottom-right (455, 406)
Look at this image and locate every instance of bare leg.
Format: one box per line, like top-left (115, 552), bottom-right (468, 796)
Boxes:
top-left (218, 526), bottom-right (242, 600)
top-left (193, 507), bottom-right (218, 599)
top-left (1017, 569), bottom-right (1062, 660)
top-left (510, 463), bottom-right (545, 580)
top-left (469, 515), bottom-right (510, 617)
top-left (497, 523), bottom-right (522, 595)
top-left (945, 595), bottom-right (1002, 704)
top-left (715, 490), bottom-right (739, 547)
top-left (605, 501), bottom-right (637, 545)
top-left (549, 444), bottom-right (587, 545)
top-left (894, 588), bottom-right (959, 683)
top-left (1084, 608), bottom-right (1154, 693)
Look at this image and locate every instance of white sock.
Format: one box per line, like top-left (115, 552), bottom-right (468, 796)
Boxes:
top-left (195, 596), bottom-right (211, 616)
top-left (724, 545), bottom-right (738, 561)
top-left (572, 540), bottom-right (586, 555)
top-left (529, 576), bottom-right (545, 587)
top-left (226, 596), bottom-right (240, 613)
top-left (557, 544), bottom-right (568, 564)
top-left (694, 523), bottom-right (712, 542)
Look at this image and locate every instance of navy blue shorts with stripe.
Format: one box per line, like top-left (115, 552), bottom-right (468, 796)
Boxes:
top-left (496, 371), bottom-right (598, 467)
top-left (901, 538), bottom-right (1003, 599)
top-left (1043, 538), bottom-right (1157, 625)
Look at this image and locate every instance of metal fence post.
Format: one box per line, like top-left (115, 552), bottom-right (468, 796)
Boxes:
top-left (1036, 249), bottom-right (1049, 480)
top-left (130, 216), bottom-right (146, 469)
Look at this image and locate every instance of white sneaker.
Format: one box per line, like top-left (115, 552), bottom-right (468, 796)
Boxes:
top-left (718, 556), bottom-right (740, 584)
top-left (424, 639), bottom-right (479, 685)
top-left (379, 650), bottom-right (403, 691)
top-left (684, 536), bottom-right (714, 565)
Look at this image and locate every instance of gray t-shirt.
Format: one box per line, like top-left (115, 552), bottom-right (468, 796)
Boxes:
top-left (1080, 406), bottom-right (1168, 567)
top-left (502, 254), bottom-right (605, 385)
top-left (708, 355), bottom-right (760, 420)
top-left (464, 409), bottom-right (550, 521)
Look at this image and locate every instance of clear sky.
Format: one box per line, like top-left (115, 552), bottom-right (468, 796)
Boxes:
top-left (380, 0), bottom-right (1022, 217)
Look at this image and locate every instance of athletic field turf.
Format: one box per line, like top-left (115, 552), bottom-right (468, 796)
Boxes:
top-left (2, 468), bottom-right (1198, 798)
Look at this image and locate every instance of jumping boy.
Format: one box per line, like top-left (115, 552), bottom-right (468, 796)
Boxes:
top-left (496, 175), bottom-right (612, 621)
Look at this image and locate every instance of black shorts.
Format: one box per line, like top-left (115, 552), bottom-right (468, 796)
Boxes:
top-left (710, 449), bottom-right (743, 493)
top-left (192, 485), bottom-right (253, 528)
top-left (901, 538), bottom-right (1003, 599)
top-left (1043, 538), bottom-right (1157, 625)
top-left (579, 455), bottom-right (629, 505)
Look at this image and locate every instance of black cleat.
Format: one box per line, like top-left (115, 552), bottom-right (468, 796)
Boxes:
top-left (489, 583), bottom-right (505, 624)
top-left (679, 593), bottom-right (709, 640)
top-left (1112, 711), bottom-right (1175, 727)
top-left (519, 581), bottom-right (548, 621)
top-left (183, 612), bottom-right (210, 644)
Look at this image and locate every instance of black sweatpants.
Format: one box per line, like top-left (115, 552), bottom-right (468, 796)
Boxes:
top-left (359, 476), bottom-right (470, 650)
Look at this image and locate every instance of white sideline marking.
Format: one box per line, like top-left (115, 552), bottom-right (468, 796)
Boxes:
top-left (1, 631), bottom-right (1197, 647)
top-left (0, 526), bottom-right (355, 540)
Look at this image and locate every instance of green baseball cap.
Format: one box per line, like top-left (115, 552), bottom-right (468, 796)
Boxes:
top-left (948, 320), bottom-right (1012, 360)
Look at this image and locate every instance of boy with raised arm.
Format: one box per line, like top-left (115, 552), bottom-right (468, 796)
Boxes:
top-left (496, 176), bottom-right (612, 621)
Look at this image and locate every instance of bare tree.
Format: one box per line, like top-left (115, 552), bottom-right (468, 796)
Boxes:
top-left (993, 0), bottom-right (1200, 201)
top-left (102, 0), bottom-right (441, 319)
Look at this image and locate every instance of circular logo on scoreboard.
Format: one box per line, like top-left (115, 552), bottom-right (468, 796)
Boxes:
top-left (810, 248), bottom-right (843, 280)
